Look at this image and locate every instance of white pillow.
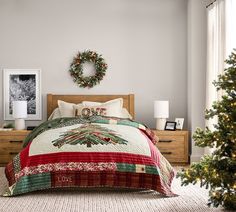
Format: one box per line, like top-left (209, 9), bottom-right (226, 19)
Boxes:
top-left (48, 108), bottom-right (61, 120)
top-left (82, 98), bottom-right (123, 108)
top-left (82, 98), bottom-right (122, 117)
top-left (48, 107), bottom-right (132, 120)
top-left (58, 100), bottom-right (82, 117)
top-left (50, 99), bottom-right (132, 119)
top-left (82, 98), bottom-right (132, 119)
top-left (121, 108), bottom-right (133, 119)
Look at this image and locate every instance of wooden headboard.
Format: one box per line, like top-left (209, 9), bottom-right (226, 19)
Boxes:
top-left (47, 94), bottom-right (135, 119)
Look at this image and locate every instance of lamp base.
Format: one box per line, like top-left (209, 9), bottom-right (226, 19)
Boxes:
top-left (15, 119), bottom-right (25, 130)
top-left (156, 118), bottom-right (167, 130)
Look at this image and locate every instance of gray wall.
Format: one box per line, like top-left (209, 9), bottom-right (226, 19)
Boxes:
top-left (188, 0), bottom-right (207, 162)
top-left (0, 0), bottom-right (188, 128)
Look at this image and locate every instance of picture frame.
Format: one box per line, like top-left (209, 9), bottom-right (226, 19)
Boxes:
top-left (164, 121), bottom-right (176, 131)
top-left (3, 69), bottom-right (42, 120)
top-left (175, 118), bottom-right (184, 130)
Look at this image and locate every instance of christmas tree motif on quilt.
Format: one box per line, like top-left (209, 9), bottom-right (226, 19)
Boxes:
top-left (52, 124), bottom-right (128, 148)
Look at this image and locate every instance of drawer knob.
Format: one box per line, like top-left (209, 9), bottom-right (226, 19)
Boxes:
top-left (9, 152), bottom-right (19, 155)
top-left (10, 140), bottom-right (23, 143)
top-left (161, 151), bottom-right (172, 155)
top-left (159, 140), bottom-right (173, 143)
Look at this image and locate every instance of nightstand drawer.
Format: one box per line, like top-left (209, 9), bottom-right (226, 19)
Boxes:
top-left (0, 135), bottom-right (26, 142)
top-left (0, 139), bottom-right (23, 154)
top-left (156, 145), bottom-right (185, 161)
top-left (0, 135), bottom-right (25, 154)
top-left (152, 130), bottom-right (189, 164)
top-left (157, 135), bottom-right (184, 146)
top-left (0, 130), bottom-right (30, 166)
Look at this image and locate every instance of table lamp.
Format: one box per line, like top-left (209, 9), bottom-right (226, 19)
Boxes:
top-left (13, 101), bottom-right (27, 130)
top-left (154, 100), bottom-right (169, 130)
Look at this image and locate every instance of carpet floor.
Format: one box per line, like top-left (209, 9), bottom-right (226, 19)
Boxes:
top-left (0, 167), bottom-right (229, 212)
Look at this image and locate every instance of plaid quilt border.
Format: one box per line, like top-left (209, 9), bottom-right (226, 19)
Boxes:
top-left (4, 170), bottom-right (175, 197)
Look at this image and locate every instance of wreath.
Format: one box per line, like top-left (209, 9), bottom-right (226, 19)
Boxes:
top-left (69, 50), bottom-right (107, 88)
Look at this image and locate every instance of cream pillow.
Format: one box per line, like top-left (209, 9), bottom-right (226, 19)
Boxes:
top-left (121, 108), bottom-right (133, 119)
top-left (82, 98), bottom-right (123, 117)
top-left (48, 108), bottom-right (61, 120)
top-left (82, 98), bottom-right (123, 108)
top-left (82, 98), bottom-right (132, 119)
top-left (58, 100), bottom-right (82, 117)
top-left (56, 99), bottom-right (132, 119)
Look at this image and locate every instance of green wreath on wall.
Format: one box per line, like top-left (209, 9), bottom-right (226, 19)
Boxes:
top-left (69, 50), bottom-right (107, 88)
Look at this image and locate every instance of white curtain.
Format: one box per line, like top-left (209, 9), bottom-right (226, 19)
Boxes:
top-left (205, 0), bottom-right (236, 154)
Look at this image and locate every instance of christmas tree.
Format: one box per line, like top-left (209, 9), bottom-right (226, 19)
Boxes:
top-left (177, 50), bottom-right (236, 210)
top-left (52, 124), bottom-right (128, 148)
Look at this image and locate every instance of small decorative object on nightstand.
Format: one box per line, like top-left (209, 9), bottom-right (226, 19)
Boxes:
top-left (154, 100), bottom-right (169, 130)
top-left (152, 129), bottom-right (189, 164)
top-left (164, 121), bottom-right (176, 131)
top-left (13, 101), bottom-right (27, 130)
top-left (0, 123), bottom-right (14, 131)
top-left (175, 118), bottom-right (184, 130)
top-left (0, 130), bottom-right (30, 166)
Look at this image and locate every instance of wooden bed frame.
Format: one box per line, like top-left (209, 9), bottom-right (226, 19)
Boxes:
top-left (47, 94), bottom-right (135, 119)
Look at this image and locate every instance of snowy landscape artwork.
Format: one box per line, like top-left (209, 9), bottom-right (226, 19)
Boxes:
top-left (4, 69), bottom-right (42, 120)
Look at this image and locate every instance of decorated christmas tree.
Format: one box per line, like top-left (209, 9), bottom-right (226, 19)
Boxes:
top-left (177, 50), bottom-right (236, 210)
top-left (52, 124), bottom-right (128, 148)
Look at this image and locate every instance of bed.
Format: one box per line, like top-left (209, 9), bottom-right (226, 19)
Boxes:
top-left (4, 94), bottom-right (175, 197)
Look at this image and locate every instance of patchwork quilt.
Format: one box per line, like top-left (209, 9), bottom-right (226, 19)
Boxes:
top-left (4, 116), bottom-right (176, 196)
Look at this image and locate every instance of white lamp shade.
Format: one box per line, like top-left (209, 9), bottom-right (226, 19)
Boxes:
top-left (13, 101), bottom-right (27, 119)
top-left (154, 100), bottom-right (169, 118)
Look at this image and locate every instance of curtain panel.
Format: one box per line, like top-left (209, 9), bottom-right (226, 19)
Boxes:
top-left (205, 0), bottom-right (235, 154)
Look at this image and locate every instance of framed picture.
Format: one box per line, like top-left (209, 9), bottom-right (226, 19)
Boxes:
top-left (3, 69), bottom-right (42, 120)
top-left (164, 121), bottom-right (176, 131)
top-left (175, 118), bottom-right (184, 130)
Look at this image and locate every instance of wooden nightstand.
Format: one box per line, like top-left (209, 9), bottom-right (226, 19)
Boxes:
top-left (0, 130), bottom-right (31, 167)
top-left (152, 130), bottom-right (189, 164)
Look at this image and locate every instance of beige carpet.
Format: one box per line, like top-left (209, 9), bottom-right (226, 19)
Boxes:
top-left (0, 167), bottom-right (228, 212)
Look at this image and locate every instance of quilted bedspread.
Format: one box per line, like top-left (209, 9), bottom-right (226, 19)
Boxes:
top-left (4, 116), bottom-right (176, 196)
